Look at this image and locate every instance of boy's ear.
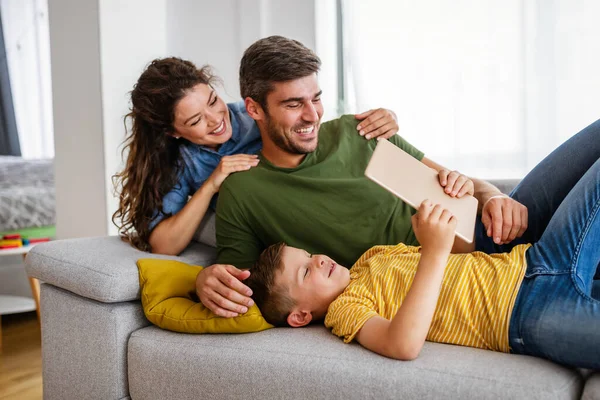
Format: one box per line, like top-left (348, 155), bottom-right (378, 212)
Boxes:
top-left (244, 97), bottom-right (264, 121)
top-left (287, 310), bottom-right (313, 328)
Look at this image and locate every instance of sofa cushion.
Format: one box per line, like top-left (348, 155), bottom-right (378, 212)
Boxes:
top-left (192, 207), bottom-right (217, 247)
top-left (138, 258), bottom-right (272, 333)
top-left (25, 236), bottom-right (217, 303)
top-left (128, 325), bottom-right (583, 400)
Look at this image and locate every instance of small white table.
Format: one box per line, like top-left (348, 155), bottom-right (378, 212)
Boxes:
top-left (0, 244), bottom-right (42, 352)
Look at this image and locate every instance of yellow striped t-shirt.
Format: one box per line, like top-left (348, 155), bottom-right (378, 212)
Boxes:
top-left (324, 243), bottom-right (531, 352)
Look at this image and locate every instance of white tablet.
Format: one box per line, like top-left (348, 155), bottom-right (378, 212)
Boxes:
top-left (365, 139), bottom-right (478, 243)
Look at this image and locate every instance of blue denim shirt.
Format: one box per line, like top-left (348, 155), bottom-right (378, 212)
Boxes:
top-left (149, 101), bottom-right (262, 230)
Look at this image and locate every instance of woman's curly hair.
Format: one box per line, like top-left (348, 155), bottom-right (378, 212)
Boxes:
top-left (112, 57), bottom-right (219, 251)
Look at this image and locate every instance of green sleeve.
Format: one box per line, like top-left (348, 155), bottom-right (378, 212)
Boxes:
top-left (215, 183), bottom-right (262, 270)
top-left (388, 133), bottom-right (425, 161)
top-left (336, 114), bottom-right (424, 161)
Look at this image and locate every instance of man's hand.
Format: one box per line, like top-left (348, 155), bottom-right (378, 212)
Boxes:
top-left (481, 196), bottom-right (528, 245)
top-left (355, 108), bottom-right (399, 140)
top-left (437, 169), bottom-right (474, 198)
top-left (412, 200), bottom-right (457, 255)
top-left (195, 264), bottom-right (254, 317)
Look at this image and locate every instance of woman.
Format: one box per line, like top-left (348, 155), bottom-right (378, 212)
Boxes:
top-left (112, 57), bottom-right (399, 254)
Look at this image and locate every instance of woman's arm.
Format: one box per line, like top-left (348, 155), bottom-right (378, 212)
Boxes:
top-left (149, 181), bottom-right (217, 255)
top-left (355, 201), bottom-right (456, 360)
top-left (149, 154), bottom-right (259, 255)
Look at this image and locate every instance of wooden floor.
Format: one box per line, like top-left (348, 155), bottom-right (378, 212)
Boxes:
top-left (0, 312), bottom-right (42, 400)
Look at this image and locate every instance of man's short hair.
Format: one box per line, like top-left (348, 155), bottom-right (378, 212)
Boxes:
top-left (239, 35), bottom-right (322, 109)
top-left (246, 242), bottom-right (295, 326)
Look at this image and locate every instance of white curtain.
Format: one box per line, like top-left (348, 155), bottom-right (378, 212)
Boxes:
top-left (0, 0), bottom-right (53, 159)
top-left (341, 0), bottom-right (600, 179)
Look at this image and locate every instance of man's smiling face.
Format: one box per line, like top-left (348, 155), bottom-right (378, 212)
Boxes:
top-left (262, 73), bottom-right (324, 156)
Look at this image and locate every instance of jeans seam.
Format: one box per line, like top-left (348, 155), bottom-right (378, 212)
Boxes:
top-left (525, 269), bottom-right (569, 278)
top-left (570, 189), bottom-right (600, 304)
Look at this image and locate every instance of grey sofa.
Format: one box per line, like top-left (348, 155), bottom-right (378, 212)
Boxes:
top-left (25, 179), bottom-right (599, 400)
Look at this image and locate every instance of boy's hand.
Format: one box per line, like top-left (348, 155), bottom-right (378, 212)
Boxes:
top-left (411, 200), bottom-right (457, 255)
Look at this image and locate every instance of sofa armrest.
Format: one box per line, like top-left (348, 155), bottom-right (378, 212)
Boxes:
top-left (25, 236), bottom-right (216, 303)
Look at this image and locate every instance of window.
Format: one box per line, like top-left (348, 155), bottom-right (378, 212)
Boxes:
top-left (321, 0), bottom-right (600, 178)
top-left (1, 0), bottom-right (53, 159)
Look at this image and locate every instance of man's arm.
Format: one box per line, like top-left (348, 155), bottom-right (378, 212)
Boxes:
top-left (215, 184), bottom-right (263, 269)
top-left (420, 157), bottom-right (501, 209)
top-left (421, 157), bottom-right (528, 246)
top-left (194, 183), bottom-right (261, 317)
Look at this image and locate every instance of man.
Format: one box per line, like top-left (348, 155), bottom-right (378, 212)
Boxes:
top-left (195, 35), bottom-right (600, 318)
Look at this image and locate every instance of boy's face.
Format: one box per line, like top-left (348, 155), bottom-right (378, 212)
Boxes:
top-left (276, 245), bottom-right (350, 322)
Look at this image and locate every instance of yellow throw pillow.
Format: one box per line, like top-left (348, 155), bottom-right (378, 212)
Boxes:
top-left (137, 258), bottom-right (273, 333)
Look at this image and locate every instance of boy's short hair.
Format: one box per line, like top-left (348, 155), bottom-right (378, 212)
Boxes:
top-left (246, 242), bottom-right (295, 326)
top-left (239, 35), bottom-right (321, 109)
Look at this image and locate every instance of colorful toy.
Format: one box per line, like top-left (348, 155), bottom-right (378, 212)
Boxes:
top-left (0, 234), bottom-right (51, 250)
top-left (0, 239), bottom-right (23, 247)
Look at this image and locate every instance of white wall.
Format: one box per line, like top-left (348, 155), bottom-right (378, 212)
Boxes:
top-left (166, 0), bottom-right (316, 103)
top-left (99, 0), bottom-right (167, 235)
top-left (49, 0), bottom-right (167, 239)
top-left (49, 0), bottom-right (108, 239)
top-left (49, 0), bottom-right (317, 239)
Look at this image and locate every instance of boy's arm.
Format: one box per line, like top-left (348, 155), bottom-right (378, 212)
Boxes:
top-left (356, 200), bottom-right (454, 360)
top-left (355, 249), bottom-right (448, 360)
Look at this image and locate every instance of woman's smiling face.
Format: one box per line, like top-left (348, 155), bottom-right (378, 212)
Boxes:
top-left (172, 83), bottom-right (232, 149)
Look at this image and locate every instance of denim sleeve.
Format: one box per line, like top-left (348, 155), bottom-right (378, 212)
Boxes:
top-left (148, 170), bottom-right (193, 232)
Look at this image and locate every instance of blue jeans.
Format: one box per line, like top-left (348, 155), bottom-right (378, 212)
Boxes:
top-left (508, 156), bottom-right (600, 369)
top-left (475, 119), bottom-right (600, 258)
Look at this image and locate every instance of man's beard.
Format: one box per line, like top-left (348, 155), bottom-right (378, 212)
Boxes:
top-left (265, 114), bottom-right (318, 155)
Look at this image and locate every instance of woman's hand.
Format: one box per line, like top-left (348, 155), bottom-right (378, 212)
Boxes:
top-left (437, 169), bottom-right (474, 198)
top-left (207, 154), bottom-right (259, 193)
top-left (355, 108), bottom-right (399, 140)
top-left (195, 264), bottom-right (255, 318)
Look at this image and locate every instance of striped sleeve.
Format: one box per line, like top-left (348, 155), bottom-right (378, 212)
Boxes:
top-left (325, 293), bottom-right (379, 343)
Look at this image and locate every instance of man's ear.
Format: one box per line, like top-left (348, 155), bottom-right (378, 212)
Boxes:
top-left (244, 97), bottom-right (264, 121)
top-left (287, 310), bottom-right (313, 328)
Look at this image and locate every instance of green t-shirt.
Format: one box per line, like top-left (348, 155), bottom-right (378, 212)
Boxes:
top-left (216, 115), bottom-right (425, 269)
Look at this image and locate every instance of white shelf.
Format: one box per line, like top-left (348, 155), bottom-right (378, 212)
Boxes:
top-left (0, 245), bottom-right (35, 257)
top-left (0, 244), bottom-right (42, 316)
top-left (0, 295), bottom-right (36, 315)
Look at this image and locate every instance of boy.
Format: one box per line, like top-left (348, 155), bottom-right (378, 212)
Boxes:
top-left (246, 159), bottom-right (600, 369)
